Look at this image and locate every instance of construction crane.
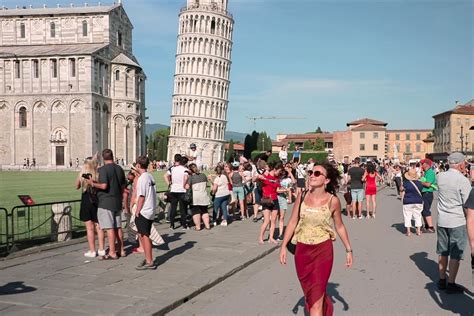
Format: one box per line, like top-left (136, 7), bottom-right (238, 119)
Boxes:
top-left (246, 116), bottom-right (307, 130)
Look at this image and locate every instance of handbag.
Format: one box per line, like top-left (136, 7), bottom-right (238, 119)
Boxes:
top-left (183, 189), bottom-right (193, 204)
top-left (286, 190), bottom-right (308, 255)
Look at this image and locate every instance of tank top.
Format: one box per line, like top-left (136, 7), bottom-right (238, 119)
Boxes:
top-left (292, 195), bottom-right (336, 245)
top-left (231, 172), bottom-right (243, 187)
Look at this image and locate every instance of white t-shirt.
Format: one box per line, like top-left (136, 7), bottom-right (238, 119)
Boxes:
top-left (137, 172), bottom-right (157, 220)
top-left (279, 150), bottom-right (288, 160)
top-left (214, 174), bottom-right (231, 198)
top-left (168, 165), bottom-right (188, 193)
top-left (190, 149), bottom-right (202, 167)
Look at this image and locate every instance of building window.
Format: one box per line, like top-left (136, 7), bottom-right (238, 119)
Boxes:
top-left (19, 107), bottom-right (27, 128)
top-left (395, 134), bottom-right (400, 140)
top-left (70, 59), bottom-right (76, 77)
top-left (15, 61), bottom-right (21, 78)
top-left (82, 21), bottom-right (88, 37)
top-left (416, 133), bottom-right (421, 140)
top-left (51, 59), bottom-right (58, 78)
top-left (465, 118), bottom-right (470, 126)
top-left (406, 133), bottom-right (410, 140)
top-left (50, 22), bottom-right (56, 38)
top-left (396, 144), bottom-right (400, 152)
top-left (360, 132), bottom-right (365, 139)
top-left (373, 144), bottom-right (378, 151)
top-left (117, 31), bottom-right (122, 47)
top-left (373, 132), bottom-right (378, 139)
top-left (33, 60), bottom-right (39, 78)
top-left (416, 143), bottom-right (421, 152)
top-left (405, 143), bottom-right (411, 153)
top-left (360, 144), bottom-right (365, 151)
top-left (20, 23), bottom-right (26, 38)
top-left (115, 70), bottom-right (120, 81)
top-left (211, 20), bottom-right (216, 34)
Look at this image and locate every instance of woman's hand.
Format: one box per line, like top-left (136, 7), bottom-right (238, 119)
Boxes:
top-left (279, 247), bottom-right (287, 265)
top-left (346, 252), bottom-right (353, 268)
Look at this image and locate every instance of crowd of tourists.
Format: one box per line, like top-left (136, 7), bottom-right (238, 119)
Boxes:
top-left (76, 145), bottom-right (474, 315)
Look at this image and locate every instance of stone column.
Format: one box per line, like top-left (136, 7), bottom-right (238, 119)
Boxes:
top-left (132, 120), bottom-right (137, 161)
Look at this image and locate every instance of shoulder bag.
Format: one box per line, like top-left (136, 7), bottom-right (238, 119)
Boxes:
top-left (286, 189), bottom-right (308, 255)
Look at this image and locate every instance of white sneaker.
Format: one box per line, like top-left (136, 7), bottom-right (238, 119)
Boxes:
top-left (97, 249), bottom-right (106, 256)
top-left (84, 251), bottom-right (97, 258)
top-left (352, 216), bottom-right (356, 220)
top-left (220, 221), bottom-right (228, 227)
top-left (358, 216), bottom-right (363, 220)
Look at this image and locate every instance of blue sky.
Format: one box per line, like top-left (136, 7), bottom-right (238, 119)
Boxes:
top-left (2, 0), bottom-right (473, 137)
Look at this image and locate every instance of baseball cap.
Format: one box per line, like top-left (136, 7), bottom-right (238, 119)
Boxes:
top-left (190, 143), bottom-right (196, 149)
top-left (447, 152), bottom-right (466, 164)
top-left (420, 158), bottom-right (433, 166)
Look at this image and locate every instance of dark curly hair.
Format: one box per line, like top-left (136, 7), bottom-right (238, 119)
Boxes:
top-left (315, 162), bottom-right (341, 195)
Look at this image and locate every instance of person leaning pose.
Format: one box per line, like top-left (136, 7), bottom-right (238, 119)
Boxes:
top-left (280, 162), bottom-right (353, 316)
top-left (75, 155), bottom-right (105, 257)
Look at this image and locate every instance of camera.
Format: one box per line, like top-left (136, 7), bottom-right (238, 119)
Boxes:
top-left (81, 173), bottom-right (92, 179)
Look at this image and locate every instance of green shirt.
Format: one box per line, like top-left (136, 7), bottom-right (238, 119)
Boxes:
top-left (421, 168), bottom-right (436, 193)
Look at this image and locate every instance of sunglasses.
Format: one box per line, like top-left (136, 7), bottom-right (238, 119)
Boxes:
top-left (307, 170), bottom-right (327, 178)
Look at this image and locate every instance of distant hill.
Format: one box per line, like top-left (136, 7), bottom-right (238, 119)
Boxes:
top-left (145, 123), bottom-right (247, 143)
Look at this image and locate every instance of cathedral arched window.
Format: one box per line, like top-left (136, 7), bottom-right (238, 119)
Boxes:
top-left (82, 21), bottom-right (88, 37)
top-left (19, 106), bottom-right (27, 128)
top-left (210, 20), bottom-right (216, 34)
top-left (115, 70), bottom-right (120, 81)
top-left (50, 22), bottom-right (56, 38)
top-left (20, 23), bottom-right (26, 38)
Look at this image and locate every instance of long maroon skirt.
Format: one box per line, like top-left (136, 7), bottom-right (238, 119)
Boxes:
top-left (294, 239), bottom-right (334, 315)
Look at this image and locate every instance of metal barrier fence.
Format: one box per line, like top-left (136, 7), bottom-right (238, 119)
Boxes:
top-left (0, 207), bottom-right (9, 253)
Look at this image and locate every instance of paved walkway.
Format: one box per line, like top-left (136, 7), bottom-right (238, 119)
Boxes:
top-left (0, 211), bottom-right (279, 315)
top-left (0, 187), bottom-right (472, 315)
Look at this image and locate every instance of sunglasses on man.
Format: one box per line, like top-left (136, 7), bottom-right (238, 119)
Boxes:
top-left (307, 170), bottom-right (327, 178)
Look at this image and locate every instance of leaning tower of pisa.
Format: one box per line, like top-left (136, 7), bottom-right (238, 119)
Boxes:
top-left (167, 0), bottom-right (234, 167)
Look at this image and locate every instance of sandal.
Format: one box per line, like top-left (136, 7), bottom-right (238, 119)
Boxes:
top-left (100, 255), bottom-right (119, 260)
top-left (426, 227), bottom-right (435, 233)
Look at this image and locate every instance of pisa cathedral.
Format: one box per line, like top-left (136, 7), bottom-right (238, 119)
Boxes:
top-left (0, 2), bottom-right (145, 168)
top-left (168, 0), bottom-right (234, 167)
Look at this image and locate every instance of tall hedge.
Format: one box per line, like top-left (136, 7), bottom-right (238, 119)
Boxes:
top-left (251, 151), bottom-right (328, 163)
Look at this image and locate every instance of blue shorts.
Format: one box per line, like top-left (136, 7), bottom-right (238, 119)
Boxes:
top-left (351, 189), bottom-right (365, 202)
top-left (232, 187), bottom-right (245, 201)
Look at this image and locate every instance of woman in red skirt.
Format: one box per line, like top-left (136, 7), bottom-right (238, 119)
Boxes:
top-left (280, 162), bottom-right (353, 316)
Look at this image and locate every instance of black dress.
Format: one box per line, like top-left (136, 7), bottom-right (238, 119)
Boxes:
top-left (80, 188), bottom-right (98, 222)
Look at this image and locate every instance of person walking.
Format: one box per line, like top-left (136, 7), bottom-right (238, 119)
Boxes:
top-left (348, 157), bottom-right (365, 219)
top-left (229, 162), bottom-right (247, 220)
top-left (420, 158), bottom-right (436, 233)
top-left (279, 145), bottom-right (288, 164)
top-left (401, 169), bottom-right (423, 236)
top-left (362, 162), bottom-right (382, 218)
top-left (436, 152), bottom-right (471, 293)
top-left (280, 162), bottom-right (353, 316)
top-left (134, 156), bottom-right (157, 270)
top-left (165, 155), bottom-right (189, 230)
top-left (187, 163), bottom-right (211, 230)
top-left (393, 164), bottom-right (403, 198)
top-left (76, 155), bottom-right (105, 257)
top-left (88, 149), bottom-right (126, 260)
top-left (277, 168), bottom-right (296, 240)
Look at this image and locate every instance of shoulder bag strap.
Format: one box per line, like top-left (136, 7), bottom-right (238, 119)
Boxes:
top-left (410, 180), bottom-right (423, 198)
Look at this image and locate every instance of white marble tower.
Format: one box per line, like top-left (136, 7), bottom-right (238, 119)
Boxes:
top-left (167, 0), bottom-right (234, 167)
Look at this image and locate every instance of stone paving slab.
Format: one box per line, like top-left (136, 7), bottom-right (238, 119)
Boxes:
top-left (0, 213), bottom-right (280, 315)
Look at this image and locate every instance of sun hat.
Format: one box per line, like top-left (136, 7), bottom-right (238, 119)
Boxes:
top-left (404, 169), bottom-right (419, 181)
top-left (447, 152), bottom-right (466, 164)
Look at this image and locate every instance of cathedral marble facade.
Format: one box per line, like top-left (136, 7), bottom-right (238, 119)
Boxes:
top-left (0, 2), bottom-right (146, 167)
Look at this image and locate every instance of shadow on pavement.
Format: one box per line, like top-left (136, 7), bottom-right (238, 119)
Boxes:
top-left (292, 283), bottom-right (349, 315)
top-left (155, 232), bottom-right (186, 251)
top-left (391, 223), bottom-right (406, 234)
top-left (0, 281), bottom-right (36, 295)
top-left (410, 252), bottom-right (474, 316)
top-left (154, 241), bottom-right (196, 267)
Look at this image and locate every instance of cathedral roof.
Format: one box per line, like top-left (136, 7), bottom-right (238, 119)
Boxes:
top-left (112, 53), bottom-right (141, 68)
top-left (0, 4), bottom-right (121, 17)
top-left (0, 43), bottom-right (108, 57)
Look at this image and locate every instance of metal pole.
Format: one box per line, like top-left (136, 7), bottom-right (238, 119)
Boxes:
top-left (460, 125), bottom-right (464, 153)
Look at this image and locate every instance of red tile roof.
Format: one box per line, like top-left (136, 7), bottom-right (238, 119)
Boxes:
top-left (350, 124), bottom-right (387, 131)
top-left (225, 143), bottom-right (244, 151)
top-left (433, 100), bottom-right (474, 118)
top-left (347, 118), bottom-right (387, 127)
top-left (283, 133), bottom-right (333, 141)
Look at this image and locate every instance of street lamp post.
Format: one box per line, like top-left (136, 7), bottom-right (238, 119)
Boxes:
top-left (460, 125), bottom-right (464, 153)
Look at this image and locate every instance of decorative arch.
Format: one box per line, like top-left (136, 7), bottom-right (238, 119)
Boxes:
top-left (33, 100), bottom-right (47, 113)
top-left (70, 99), bottom-right (85, 113)
top-left (50, 126), bottom-right (68, 143)
top-left (0, 100), bottom-right (10, 112)
top-left (51, 100), bottom-right (66, 113)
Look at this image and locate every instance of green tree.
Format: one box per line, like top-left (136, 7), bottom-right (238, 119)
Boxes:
top-left (313, 137), bottom-right (325, 151)
top-left (315, 126), bottom-right (323, 133)
top-left (146, 128), bottom-right (170, 161)
top-left (303, 140), bottom-right (313, 150)
top-left (226, 140), bottom-right (235, 161)
top-left (288, 141), bottom-right (296, 151)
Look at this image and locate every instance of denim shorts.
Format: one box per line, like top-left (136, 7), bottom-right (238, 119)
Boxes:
top-left (351, 189), bottom-right (365, 202)
top-left (232, 186), bottom-right (245, 201)
top-left (436, 225), bottom-right (467, 260)
top-left (277, 195), bottom-right (288, 211)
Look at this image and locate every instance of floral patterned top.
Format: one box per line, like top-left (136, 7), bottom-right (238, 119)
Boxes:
top-left (292, 196), bottom-right (336, 245)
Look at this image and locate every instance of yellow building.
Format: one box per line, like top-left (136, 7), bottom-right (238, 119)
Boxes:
top-left (386, 129), bottom-right (432, 162)
top-left (432, 100), bottom-right (474, 160)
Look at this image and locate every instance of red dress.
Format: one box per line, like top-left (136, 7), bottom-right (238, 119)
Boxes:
top-left (365, 173), bottom-right (377, 195)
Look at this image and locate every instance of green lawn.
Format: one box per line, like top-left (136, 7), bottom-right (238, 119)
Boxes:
top-left (0, 170), bottom-right (169, 211)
